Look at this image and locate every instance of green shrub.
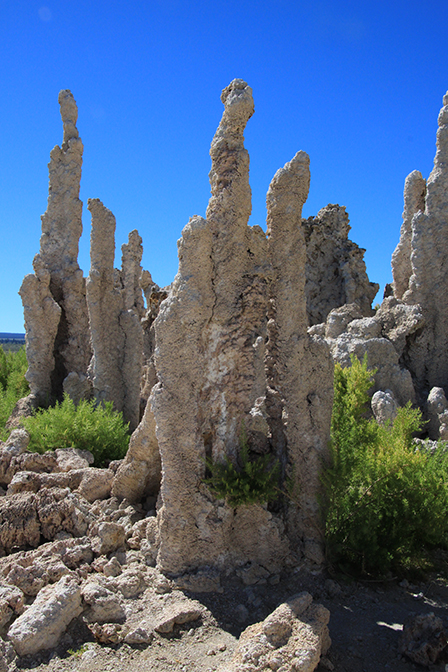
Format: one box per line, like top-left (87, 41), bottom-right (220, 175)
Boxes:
top-left (0, 345), bottom-right (29, 438)
top-left (323, 355), bottom-right (448, 577)
top-left (203, 429), bottom-right (280, 507)
top-left (22, 394), bottom-right (130, 466)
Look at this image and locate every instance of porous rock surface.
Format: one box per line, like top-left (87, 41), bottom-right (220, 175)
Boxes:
top-left (20, 90), bottom-right (91, 402)
top-left (392, 92), bottom-right (448, 402)
top-left (310, 298), bottom-right (424, 406)
top-left (228, 592), bottom-right (330, 672)
top-left (150, 79), bottom-right (333, 579)
top-left (86, 199), bottom-right (144, 430)
top-left (303, 204), bottom-right (378, 326)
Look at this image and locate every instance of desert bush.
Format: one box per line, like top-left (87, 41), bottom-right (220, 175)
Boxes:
top-left (203, 429), bottom-right (280, 507)
top-left (0, 345), bottom-right (29, 437)
top-left (323, 354), bottom-right (448, 577)
top-left (22, 394), bottom-right (130, 466)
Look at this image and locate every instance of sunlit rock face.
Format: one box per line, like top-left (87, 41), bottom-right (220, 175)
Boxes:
top-left (151, 80), bottom-right (333, 578)
top-left (20, 90), bottom-right (90, 402)
top-left (303, 204), bottom-right (379, 326)
top-left (391, 92), bottom-right (448, 403)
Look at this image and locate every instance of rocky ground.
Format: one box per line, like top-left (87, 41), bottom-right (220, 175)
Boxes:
top-left (8, 565), bottom-right (448, 672)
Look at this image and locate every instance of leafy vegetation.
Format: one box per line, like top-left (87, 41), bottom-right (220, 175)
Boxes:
top-left (323, 354), bottom-right (448, 577)
top-left (22, 394), bottom-right (130, 467)
top-left (0, 345), bottom-right (29, 438)
top-left (203, 428), bottom-right (280, 507)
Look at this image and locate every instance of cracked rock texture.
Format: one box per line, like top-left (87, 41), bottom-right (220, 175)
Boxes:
top-left (391, 92), bottom-right (448, 402)
top-left (303, 204), bottom-right (378, 326)
top-left (266, 152), bottom-right (334, 565)
top-left (20, 90), bottom-right (91, 402)
top-left (228, 592), bottom-right (330, 672)
top-left (152, 80), bottom-right (287, 577)
top-left (86, 200), bottom-right (144, 430)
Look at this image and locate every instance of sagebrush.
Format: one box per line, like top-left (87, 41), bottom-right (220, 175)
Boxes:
top-left (323, 354), bottom-right (448, 577)
top-left (0, 345), bottom-right (29, 438)
top-left (203, 428), bottom-right (280, 507)
top-left (22, 394), bottom-right (130, 466)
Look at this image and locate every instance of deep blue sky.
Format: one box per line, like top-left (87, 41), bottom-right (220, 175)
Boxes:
top-left (1, 0), bottom-right (447, 332)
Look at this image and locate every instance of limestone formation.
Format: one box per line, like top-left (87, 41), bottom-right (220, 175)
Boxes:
top-left (112, 398), bottom-right (161, 503)
top-left (310, 298), bottom-right (425, 407)
top-left (391, 171), bottom-right (426, 301)
top-left (266, 153), bottom-right (334, 564)
top-left (24, 90), bottom-right (91, 399)
top-left (7, 576), bottom-right (83, 657)
top-left (151, 80), bottom-right (288, 577)
top-left (19, 256), bottom-right (61, 403)
top-left (229, 592), bottom-right (330, 672)
top-left (371, 389), bottom-right (398, 425)
top-left (391, 92), bottom-right (448, 401)
top-left (303, 204), bottom-right (379, 325)
top-left (86, 199), bottom-right (144, 430)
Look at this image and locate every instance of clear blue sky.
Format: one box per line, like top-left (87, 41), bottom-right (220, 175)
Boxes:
top-left (1, 0), bottom-right (448, 332)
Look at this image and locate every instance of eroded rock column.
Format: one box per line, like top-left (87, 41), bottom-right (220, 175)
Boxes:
top-left (86, 200), bottom-right (143, 431)
top-left (20, 90), bottom-right (90, 401)
top-left (391, 92), bottom-right (448, 401)
top-left (152, 80), bottom-right (288, 578)
top-left (266, 152), bottom-right (334, 564)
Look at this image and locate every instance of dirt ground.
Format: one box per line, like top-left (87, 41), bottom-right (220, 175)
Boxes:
top-left (14, 563), bottom-right (448, 672)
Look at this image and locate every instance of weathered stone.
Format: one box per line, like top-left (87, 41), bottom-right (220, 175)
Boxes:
top-left (303, 204), bottom-right (378, 325)
top-left (371, 390), bottom-right (398, 425)
top-left (86, 200), bottom-right (143, 431)
top-left (55, 447), bottom-right (94, 471)
top-left (152, 80), bottom-right (286, 577)
top-left (5, 394), bottom-right (38, 430)
top-left (0, 536), bottom-right (93, 596)
top-left (391, 92), bottom-right (448, 402)
top-left (90, 521), bottom-right (126, 556)
top-left (19, 257), bottom-right (61, 403)
top-left (229, 593), bottom-right (330, 672)
top-left (7, 575), bottom-right (83, 657)
top-left (62, 371), bottom-right (92, 405)
top-left (392, 170), bottom-right (426, 301)
top-left (427, 387), bottom-right (448, 440)
top-left (76, 468), bottom-right (114, 503)
top-left (21, 91), bottom-right (91, 403)
top-left (112, 399), bottom-right (161, 503)
top-left (81, 577), bottom-right (125, 623)
top-left (0, 584), bottom-right (24, 629)
top-left (3, 429), bottom-right (29, 456)
top-left (400, 612), bottom-right (448, 666)
top-left (266, 151), bottom-right (334, 564)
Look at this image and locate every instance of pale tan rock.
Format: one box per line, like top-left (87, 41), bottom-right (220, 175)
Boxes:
top-left (427, 387), bottom-right (448, 440)
top-left (26, 90), bottom-right (91, 401)
top-left (86, 200), bottom-right (143, 431)
top-left (112, 398), bottom-right (161, 502)
top-left (0, 584), bottom-right (24, 629)
top-left (392, 170), bottom-right (426, 300)
top-left (391, 92), bottom-right (448, 401)
top-left (0, 536), bottom-right (93, 596)
top-left (228, 592), bottom-right (330, 672)
top-left (90, 521), bottom-right (126, 555)
top-left (88, 622), bottom-right (123, 644)
top-left (62, 371), bottom-right (92, 405)
top-left (19, 257), bottom-right (61, 403)
top-left (152, 80), bottom-right (287, 576)
top-left (303, 204), bottom-right (378, 325)
top-left (55, 447), bottom-right (94, 471)
top-left (371, 390), bottom-right (398, 425)
top-left (81, 577), bottom-right (125, 623)
top-left (266, 152), bottom-right (334, 564)
top-left (7, 575), bottom-right (83, 656)
top-left (76, 468), bottom-right (114, 503)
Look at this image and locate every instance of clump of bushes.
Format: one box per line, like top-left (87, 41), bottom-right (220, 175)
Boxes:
top-left (204, 429), bottom-right (280, 507)
top-left (323, 355), bottom-right (448, 577)
top-left (0, 345), bottom-right (29, 438)
top-left (22, 394), bottom-right (130, 467)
